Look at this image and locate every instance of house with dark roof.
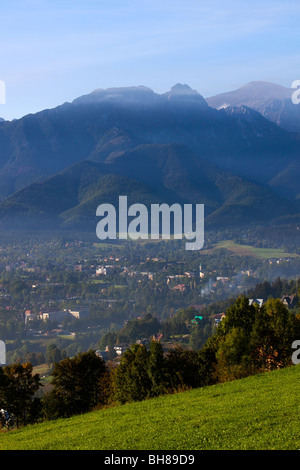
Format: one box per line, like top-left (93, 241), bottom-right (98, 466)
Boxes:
top-left (281, 295), bottom-right (298, 309)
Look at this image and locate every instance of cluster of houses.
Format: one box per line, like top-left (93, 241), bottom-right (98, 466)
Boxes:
top-left (95, 338), bottom-right (152, 361)
top-left (248, 295), bottom-right (298, 309)
top-left (171, 284), bottom-right (189, 293)
top-left (96, 265), bottom-right (116, 276)
top-left (24, 306), bottom-right (90, 323)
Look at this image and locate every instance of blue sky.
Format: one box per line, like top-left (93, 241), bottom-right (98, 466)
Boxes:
top-left (0, 0), bottom-right (299, 120)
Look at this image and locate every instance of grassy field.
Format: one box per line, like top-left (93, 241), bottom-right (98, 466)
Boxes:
top-left (32, 363), bottom-right (53, 385)
top-left (32, 363), bottom-right (52, 376)
top-left (1, 365), bottom-right (300, 450)
top-left (202, 240), bottom-right (299, 259)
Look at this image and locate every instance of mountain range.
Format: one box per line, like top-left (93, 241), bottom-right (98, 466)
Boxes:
top-left (207, 81), bottom-right (300, 133)
top-left (0, 82), bottom-right (299, 233)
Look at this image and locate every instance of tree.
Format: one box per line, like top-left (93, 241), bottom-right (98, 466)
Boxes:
top-left (189, 318), bottom-right (213, 351)
top-left (250, 298), bottom-right (298, 370)
top-left (197, 335), bottom-right (221, 387)
top-left (0, 367), bottom-right (9, 406)
top-left (148, 340), bottom-right (166, 396)
top-left (113, 344), bottom-right (151, 404)
top-left (213, 327), bottom-right (255, 383)
top-left (219, 296), bottom-right (257, 337)
top-left (45, 350), bottom-right (107, 418)
top-left (164, 346), bottom-right (201, 390)
top-left (0, 362), bottom-right (42, 427)
top-left (45, 344), bottom-right (63, 367)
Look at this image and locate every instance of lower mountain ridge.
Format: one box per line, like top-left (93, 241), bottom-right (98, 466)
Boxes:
top-left (0, 143), bottom-right (297, 233)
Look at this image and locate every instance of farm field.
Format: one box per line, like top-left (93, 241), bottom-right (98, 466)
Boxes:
top-left (1, 364), bottom-right (299, 450)
top-left (202, 240), bottom-right (300, 259)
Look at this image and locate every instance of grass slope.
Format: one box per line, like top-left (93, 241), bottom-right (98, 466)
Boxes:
top-left (1, 365), bottom-right (300, 450)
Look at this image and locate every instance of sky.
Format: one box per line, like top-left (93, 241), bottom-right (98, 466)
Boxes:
top-left (0, 0), bottom-right (299, 120)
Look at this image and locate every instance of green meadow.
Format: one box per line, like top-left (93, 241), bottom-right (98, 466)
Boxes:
top-left (204, 240), bottom-right (299, 259)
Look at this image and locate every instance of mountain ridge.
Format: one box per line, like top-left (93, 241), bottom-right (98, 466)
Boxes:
top-left (0, 143), bottom-right (297, 231)
top-left (206, 80), bottom-right (300, 132)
